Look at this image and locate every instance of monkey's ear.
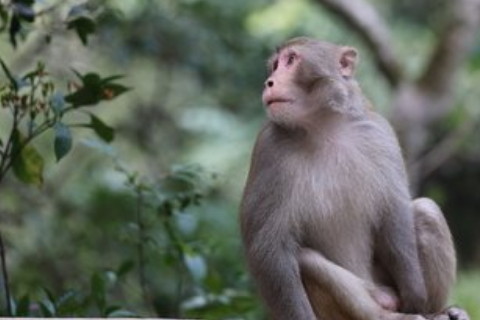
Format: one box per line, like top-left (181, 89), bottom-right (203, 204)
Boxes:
top-left (339, 47), bottom-right (358, 78)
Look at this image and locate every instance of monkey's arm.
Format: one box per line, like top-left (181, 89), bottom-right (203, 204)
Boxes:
top-left (240, 171), bottom-right (317, 318)
top-left (245, 238), bottom-right (318, 320)
top-left (376, 199), bottom-right (427, 313)
top-left (241, 191), bottom-right (317, 319)
top-left (240, 127), bottom-right (318, 320)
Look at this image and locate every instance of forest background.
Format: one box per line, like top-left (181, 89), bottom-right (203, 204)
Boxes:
top-left (0, 0), bottom-right (479, 319)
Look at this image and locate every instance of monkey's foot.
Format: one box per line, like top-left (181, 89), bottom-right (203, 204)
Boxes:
top-left (429, 315), bottom-right (448, 320)
top-left (446, 307), bottom-right (470, 320)
top-left (427, 307), bottom-right (470, 320)
top-left (389, 313), bottom-right (426, 320)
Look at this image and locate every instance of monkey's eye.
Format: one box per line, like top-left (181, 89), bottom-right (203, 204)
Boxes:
top-left (286, 53), bottom-right (296, 66)
top-left (273, 60), bottom-right (279, 71)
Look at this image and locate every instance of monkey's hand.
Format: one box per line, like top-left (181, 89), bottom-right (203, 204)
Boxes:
top-left (367, 285), bottom-right (399, 311)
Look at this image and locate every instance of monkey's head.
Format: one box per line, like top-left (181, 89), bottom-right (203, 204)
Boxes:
top-left (262, 37), bottom-right (359, 128)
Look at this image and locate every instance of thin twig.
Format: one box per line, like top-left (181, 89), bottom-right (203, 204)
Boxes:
top-left (162, 218), bottom-right (185, 317)
top-left (34, 0), bottom-right (68, 17)
top-left (0, 108), bottom-right (19, 181)
top-left (135, 188), bottom-right (149, 308)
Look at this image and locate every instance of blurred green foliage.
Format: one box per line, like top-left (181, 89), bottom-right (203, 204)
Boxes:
top-left (0, 0), bottom-right (479, 318)
top-left (453, 271), bottom-right (480, 319)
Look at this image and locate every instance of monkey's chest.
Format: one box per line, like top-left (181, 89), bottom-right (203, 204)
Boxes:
top-left (286, 159), bottom-right (381, 220)
top-left (284, 161), bottom-right (381, 276)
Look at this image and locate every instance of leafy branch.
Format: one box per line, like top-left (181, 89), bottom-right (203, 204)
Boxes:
top-left (0, 58), bottom-right (129, 315)
top-left (0, 0), bottom-right (99, 48)
top-left (118, 164), bottom-right (214, 316)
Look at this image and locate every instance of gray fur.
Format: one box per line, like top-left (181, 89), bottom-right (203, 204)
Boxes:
top-left (240, 38), bottom-right (459, 320)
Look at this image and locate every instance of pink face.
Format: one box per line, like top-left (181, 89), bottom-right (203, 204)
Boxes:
top-left (261, 43), bottom-right (357, 127)
top-left (262, 48), bottom-right (299, 108)
top-left (262, 48), bottom-right (307, 126)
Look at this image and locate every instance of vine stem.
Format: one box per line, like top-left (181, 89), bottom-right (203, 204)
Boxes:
top-left (162, 217), bottom-right (185, 317)
top-left (135, 187), bottom-right (156, 315)
top-left (0, 232), bottom-right (11, 316)
top-left (136, 188), bottom-right (148, 302)
top-left (0, 109), bottom-right (54, 315)
top-left (0, 107), bottom-right (18, 316)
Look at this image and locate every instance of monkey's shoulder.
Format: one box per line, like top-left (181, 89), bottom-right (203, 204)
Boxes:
top-left (252, 118), bottom-right (402, 162)
top-left (349, 115), bottom-right (402, 154)
top-left (352, 112), bottom-right (397, 138)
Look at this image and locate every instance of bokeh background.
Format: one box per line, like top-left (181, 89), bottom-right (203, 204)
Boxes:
top-left (0, 0), bottom-right (479, 319)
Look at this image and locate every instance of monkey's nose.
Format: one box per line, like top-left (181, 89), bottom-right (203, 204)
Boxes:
top-left (265, 79), bottom-right (274, 88)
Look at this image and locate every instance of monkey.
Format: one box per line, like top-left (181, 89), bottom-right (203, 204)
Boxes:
top-left (240, 37), bottom-right (469, 320)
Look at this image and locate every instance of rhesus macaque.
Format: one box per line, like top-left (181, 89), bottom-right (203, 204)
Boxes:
top-left (240, 37), bottom-right (469, 320)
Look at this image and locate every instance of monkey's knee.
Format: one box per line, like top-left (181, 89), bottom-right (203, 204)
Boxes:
top-left (413, 198), bottom-right (456, 313)
top-left (413, 197), bottom-right (454, 257)
top-left (413, 198), bottom-right (448, 223)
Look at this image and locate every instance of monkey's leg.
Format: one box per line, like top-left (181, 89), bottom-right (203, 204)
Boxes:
top-left (413, 198), bottom-right (469, 320)
top-left (413, 198), bottom-right (458, 314)
top-left (298, 248), bottom-right (425, 320)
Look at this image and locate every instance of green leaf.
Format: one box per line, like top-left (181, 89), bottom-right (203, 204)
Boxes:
top-left (55, 291), bottom-right (82, 316)
top-left (107, 309), bottom-right (137, 317)
top-left (91, 273), bottom-right (106, 311)
top-left (89, 114), bottom-right (114, 142)
top-left (82, 72), bottom-right (102, 86)
top-left (50, 92), bottom-right (66, 116)
top-left (184, 252), bottom-right (207, 282)
top-left (103, 83), bottom-right (130, 100)
top-left (15, 0), bottom-right (35, 6)
top-left (54, 123), bottom-right (73, 162)
top-left (65, 73), bottom-right (102, 107)
top-left (65, 71), bottom-right (129, 107)
top-left (116, 260), bottom-right (135, 278)
top-left (0, 58), bottom-right (18, 91)
top-left (12, 129), bottom-right (44, 186)
top-left (43, 287), bottom-right (55, 305)
top-left (16, 295), bottom-right (30, 316)
top-left (9, 297), bottom-right (17, 316)
top-left (38, 301), bottom-right (54, 317)
top-left (104, 305), bottom-right (120, 316)
top-left (65, 86), bottom-right (102, 106)
top-left (161, 173), bottom-right (196, 195)
top-left (67, 16), bottom-right (96, 45)
top-left (13, 3), bottom-right (35, 22)
top-left (101, 75), bottom-right (125, 84)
